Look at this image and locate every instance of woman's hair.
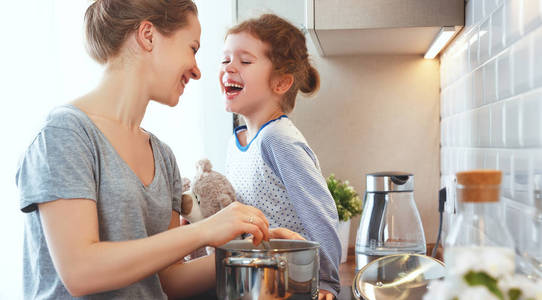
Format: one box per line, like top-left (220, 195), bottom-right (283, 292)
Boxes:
top-left (227, 14), bottom-right (320, 113)
top-left (84, 0), bottom-right (198, 64)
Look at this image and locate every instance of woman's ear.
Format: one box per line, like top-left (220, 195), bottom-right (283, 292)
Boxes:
top-left (271, 74), bottom-right (294, 96)
top-left (136, 20), bottom-right (155, 52)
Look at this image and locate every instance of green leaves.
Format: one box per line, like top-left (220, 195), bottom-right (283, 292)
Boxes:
top-left (463, 271), bottom-right (504, 300)
top-left (326, 174), bottom-right (362, 222)
top-left (508, 288), bottom-right (522, 300)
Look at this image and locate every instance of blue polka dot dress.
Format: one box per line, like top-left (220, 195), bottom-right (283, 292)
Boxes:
top-left (225, 115), bottom-right (341, 296)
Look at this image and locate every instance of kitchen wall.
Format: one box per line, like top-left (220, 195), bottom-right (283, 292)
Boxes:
top-left (291, 42), bottom-right (441, 246)
top-left (440, 0), bottom-right (542, 265)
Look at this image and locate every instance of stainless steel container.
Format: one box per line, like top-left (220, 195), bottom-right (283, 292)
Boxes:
top-left (216, 239), bottom-right (320, 300)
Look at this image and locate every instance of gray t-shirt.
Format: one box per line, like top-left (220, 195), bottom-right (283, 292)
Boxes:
top-left (16, 104), bottom-right (183, 299)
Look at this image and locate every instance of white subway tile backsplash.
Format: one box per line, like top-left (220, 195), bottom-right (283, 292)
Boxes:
top-left (474, 68), bottom-right (485, 108)
top-left (480, 18), bottom-right (491, 62)
top-left (470, 110), bottom-right (480, 146)
top-left (485, 0), bottom-right (498, 17)
top-left (522, 90), bottom-right (542, 146)
top-left (474, 0), bottom-right (485, 24)
top-left (513, 151), bottom-right (534, 206)
top-left (491, 5), bottom-right (505, 55)
top-left (497, 50), bottom-right (513, 99)
top-left (485, 149), bottom-right (499, 169)
top-left (499, 149), bottom-right (514, 198)
top-left (504, 0), bottom-right (524, 46)
top-left (532, 27), bottom-right (542, 87)
top-left (490, 101), bottom-right (506, 147)
top-left (466, 0), bottom-right (475, 30)
top-left (478, 106), bottom-right (492, 147)
top-left (534, 152), bottom-right (542, 207)
top-left (523, 0), bottom-right (542, 33)
top-left (469, 29), bottom-right (480, 71)
top-left (484, 59), bottom-right (498, 104)
top-left (441, 148), bottom-right (448, 175)
top-left (474, 148), bottom-right (487, 169)
top-left (511, 38), bottom-right (532, 94)
top-left (504, 97), bottom-right (522, 147)
top-left (463, 74), bottom-right (473, 113)
top-left (442, 0), bottom-right (541, 254)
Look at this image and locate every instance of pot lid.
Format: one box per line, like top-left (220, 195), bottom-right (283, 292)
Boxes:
top-left (218, 239), bottom-right (319, 253)
top-left (352, 254), bottom-right (445, 300)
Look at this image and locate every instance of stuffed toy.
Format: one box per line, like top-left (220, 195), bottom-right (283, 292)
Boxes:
top-left (180, 159), bottom-right (237, 259)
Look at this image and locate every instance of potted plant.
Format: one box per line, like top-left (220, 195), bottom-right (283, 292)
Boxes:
top-left (327, 174), bottom-right (363, 263)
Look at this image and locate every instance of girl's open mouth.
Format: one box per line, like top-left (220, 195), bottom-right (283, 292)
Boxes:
top-left (224, 81), bottom-right (244, 99)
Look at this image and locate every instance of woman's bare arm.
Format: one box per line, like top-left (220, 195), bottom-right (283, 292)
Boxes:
top-left (157, 211), bottom-right (216, 298)
top-left (39, 199), bottom-right (269, 297)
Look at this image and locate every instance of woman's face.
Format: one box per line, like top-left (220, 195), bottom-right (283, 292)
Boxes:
top-left (150, 13), bottom-right (202, 107)
top-left (219, 32), bottom-right (275, 115)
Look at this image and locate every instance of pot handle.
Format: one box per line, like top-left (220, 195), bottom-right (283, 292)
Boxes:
top-left (224, 255), bottom-right (288, 297)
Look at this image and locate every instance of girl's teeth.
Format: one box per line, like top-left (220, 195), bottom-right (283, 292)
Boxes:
top-left (224, 83), bottom-right (243, 89)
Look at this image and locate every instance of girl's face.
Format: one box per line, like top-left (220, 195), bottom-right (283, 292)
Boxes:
top-left (219, 32), bottom-right (276, 115)
top-left (150, 13), bottom-right (202, 107)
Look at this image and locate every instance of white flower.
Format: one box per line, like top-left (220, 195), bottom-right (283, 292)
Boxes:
top-left (445, 246), bottom-right (515, 279)
top-left (456, 286), bottom-right (500, 300)
top-left (423, 280), bottom-right (454, 300)
top-left (498, 274), bottom-right (542, 300)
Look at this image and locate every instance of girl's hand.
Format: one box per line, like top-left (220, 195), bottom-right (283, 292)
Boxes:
top-left (318, 289), bottom-right (334, 300)
top-left (269, 228), bottom-right (304, 240)
top-left (180, 217), bottom-right (190, 226)
top-left (199, 202), bottom-right (270, 247)
top-left (270, 229), bottom-right (335, 300)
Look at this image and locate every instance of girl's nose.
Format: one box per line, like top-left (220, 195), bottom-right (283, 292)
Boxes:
top-left (191, 65), bottom-right (201, 80)
top-left (225, 62), bottom-right (237, 74)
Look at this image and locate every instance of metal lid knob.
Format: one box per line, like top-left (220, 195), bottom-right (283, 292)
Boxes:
top-left (365, 171), bottom-right (414, 192)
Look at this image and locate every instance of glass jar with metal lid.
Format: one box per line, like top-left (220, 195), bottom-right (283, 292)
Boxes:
top-left (355, 172), bottom-right (426, 271)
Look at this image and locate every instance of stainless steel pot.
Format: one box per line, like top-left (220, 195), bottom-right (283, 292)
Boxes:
top-left (216, 239), bottom-right (320, 300)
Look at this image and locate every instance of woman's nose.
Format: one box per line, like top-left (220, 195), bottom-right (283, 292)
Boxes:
top-left (191, 65), bottom-right (201, 80)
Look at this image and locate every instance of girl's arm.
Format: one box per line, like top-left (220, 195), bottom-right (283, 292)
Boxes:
top-left (261, 134), bottom-right (342, 297)
top-left (39, 199), bottom-right (269, 297)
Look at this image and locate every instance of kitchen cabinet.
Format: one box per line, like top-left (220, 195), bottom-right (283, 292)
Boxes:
top-left (307, 0), bottom-right (464, 56)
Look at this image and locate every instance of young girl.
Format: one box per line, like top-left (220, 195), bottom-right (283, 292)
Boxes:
top-left (220, 14), bottom-right (341, 299)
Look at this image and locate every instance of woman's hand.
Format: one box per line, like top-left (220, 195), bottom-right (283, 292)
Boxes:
top-left (319, 289), bottom-right (334, 300)
top-left (199, 202), bottom-right (270, 247)
top-left (269, 228), bottom-right (304, 240)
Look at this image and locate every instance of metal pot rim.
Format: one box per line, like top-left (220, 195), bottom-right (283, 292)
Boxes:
top-left (217, 239), bottom-right (319, 253)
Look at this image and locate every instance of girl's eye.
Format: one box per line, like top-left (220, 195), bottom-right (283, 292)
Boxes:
top-left (221, 59), bottom-right (230, 64)
top-left (241, 61), bottom-right (252, 65)
top-left (192, 46), bottom-right (199, 54)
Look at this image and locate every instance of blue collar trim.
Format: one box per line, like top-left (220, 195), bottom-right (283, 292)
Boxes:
top-left (234, 115), bottom-right (288, 152)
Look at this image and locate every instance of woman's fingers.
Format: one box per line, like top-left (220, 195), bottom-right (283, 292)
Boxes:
top-left (202, 202), bottom-right (271, 247)
top-left (244, 205), bottom-right (269, 229)
top-left (244, 214), bottom-right (269, 244)
top-left (318, 290), bottom-right (334, 300)
top-left (242, 223), bottom-right (263, 245)
top-left (269, 228), bottom-right (305, 240)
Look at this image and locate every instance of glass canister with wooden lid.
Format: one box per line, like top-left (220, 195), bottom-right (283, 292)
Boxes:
top-left (444, 169), bottom-right (516, 278)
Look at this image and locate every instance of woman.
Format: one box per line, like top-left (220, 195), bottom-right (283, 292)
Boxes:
top-left (16, 1), bottom-right (299, 298)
